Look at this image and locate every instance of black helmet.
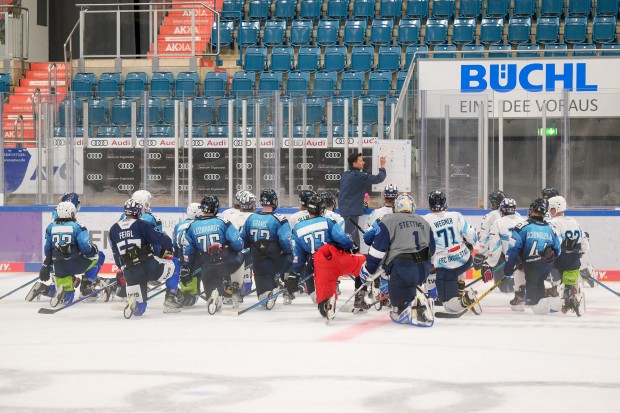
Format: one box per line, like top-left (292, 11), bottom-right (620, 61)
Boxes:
top-left (541, 187), bottom-right (559, 200)
top-left (428, 190), bottom-right (447, 212)
top-left (499, 198), bottom-right (517, 216)
top-left (299, 190), bottom-right (318, 207)
top-left (488, 190), bottom-right (506, 209)
top-left (529, 197), bottom-right (548, 215)
top-left (259, 189), bottom-right (278, 209)
top-left (123, 199), bottom-right (143, 218)
top-left (201, 195), bottom-right (220, 215)
top-left (319, 191), bottom-right (336, 207)
top-left (306, 195), bottom-right (325, 216)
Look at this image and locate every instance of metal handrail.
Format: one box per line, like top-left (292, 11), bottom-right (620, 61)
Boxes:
top-left (63, 19), bottom-right (82, 90)
top-left (13, 115), bottom-right (24, 147)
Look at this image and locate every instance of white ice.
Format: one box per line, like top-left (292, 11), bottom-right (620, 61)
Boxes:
top-left (1, 273), bottom-right (620, 413)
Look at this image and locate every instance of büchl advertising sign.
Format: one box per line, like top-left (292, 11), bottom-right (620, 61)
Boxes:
top-left (417, 58), bottom-right (620, 118)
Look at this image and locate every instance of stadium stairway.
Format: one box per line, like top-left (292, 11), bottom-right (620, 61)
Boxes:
top-left (3, 62), bottom-right (67, 146)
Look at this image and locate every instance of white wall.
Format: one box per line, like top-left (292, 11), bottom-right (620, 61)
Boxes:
top-left (22, 0), bottom-right (48, 62)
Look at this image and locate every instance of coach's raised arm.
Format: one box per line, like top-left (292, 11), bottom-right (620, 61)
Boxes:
top-left (338, 152), bottom-right (387, 246)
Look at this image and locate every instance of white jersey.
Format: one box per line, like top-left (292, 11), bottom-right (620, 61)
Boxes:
top-left (367, 206), bottom-right (392, 228)
top-left (549, 215), bottom-right (590, 255)
top-left (423, 211), bottom-right (478, 270)
top-left (475, 209), bottom-right (501, 255)
top-left (324, 209), bottom-right (344, 231)
top-left (218, 208), bottom-right (239, 224)
top-left (288, 210), bottom-right (310, 229)
top-left (486, 213), bottom-right (526, 267)
top-left (231, 211), bottom-right (253, 232)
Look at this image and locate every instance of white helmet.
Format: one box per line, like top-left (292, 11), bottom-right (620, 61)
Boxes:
top-left (186, 202), bottom-right (202, 219)
top-left (235, 190), bottom-right (248, 207)
top-left (239, 191), bottom-right (256, 210)
top-left (548, 196), bottom-right (567, 215)
top-left (132, 190), bottom-right (152, 212)
top-left (393, 193), bottom-right (416, 213)
top-left (57, 201), bottom-right (77, 220)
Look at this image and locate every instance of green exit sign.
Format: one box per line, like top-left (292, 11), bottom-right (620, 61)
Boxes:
top-left (538, 127), bottom-right (558, 137)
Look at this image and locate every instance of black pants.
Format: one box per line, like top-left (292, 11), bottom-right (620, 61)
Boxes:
top-left (252, 252), bottom-right (292, 296)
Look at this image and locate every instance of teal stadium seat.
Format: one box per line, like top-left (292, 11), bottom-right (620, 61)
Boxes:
top-left (543, 43), bottom-right (568, 57)
top-left (290, 19), bottom-right (313, 46)
top-left (150, 72), bottom-right (174, 97)
top-left (300, 0), bottom-right (321, 20)
top-left (432, 0), bottom-right (455, 18)
top-left (72, 72), bottom-right (96, 98)
top-left (123, 72), bottom-right (147, 98)
top-left (111, 97), bottom-right (133, 125)
top-left (453, 18), bottom-right (476, 44)
top-left (486, 0), bottom-right (509, 17)
top-left (317, 19), bottom-right (340, 46)
top-left (593, 16), bottom-right (617, 43)
top-left (204, 72), bottom-right (228, 98)
top-left (97, 72), bottom-right (121, 98)
top-left (398, 18), bottom-right (421, 45)
top-left (270, 46), bottom-right (294, 72)
top-left (350, 45), bottom-right (374, 72)
top-left (138, 97), bottom-right (163, 124)
top-left (536, 17), bottom-right (560, 44)
top-left (263, 20), bottom-right (287, 46)
top-left (297, 46), bottom-right (321, 72)
top-left (175, 71), bottom-right (199, 98)
top-left (461, 44), bottom-right (485, 58)
top-left (508, 17), bottom-right (532, 44)
top-left (480, 18), bottom-right (504, 44)
top-left (314, 71), bottom-right (338, 97)
top-left (380, 0), bottom-right (403, 19)
top-left (232, 71), bottom-right (255, 98)
top-left (564, 16), bottom-right (588, 43)
top-left (406, 0), bottom-right (429, 19)
top-left (458, 0), bottom-right (482, 18)
top-left (371, 19), bottom-right (395, 45)
top-left (425, 18), bottom-right (449, 44)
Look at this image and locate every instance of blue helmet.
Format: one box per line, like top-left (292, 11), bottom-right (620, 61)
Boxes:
top-left (383, 184), bottom-right (399, 199)
top-left (124, 199), bottom-right (143, 218)
top-left (499, 198), bottom-right (517, 216)
top-left (61, 192), bottom-right (80, 210)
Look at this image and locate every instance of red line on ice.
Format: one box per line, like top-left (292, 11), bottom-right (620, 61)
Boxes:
top-left (321, 313), bottom-right (389, 341)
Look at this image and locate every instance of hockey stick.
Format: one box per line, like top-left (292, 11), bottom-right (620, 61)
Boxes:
top-left (465, 261), bottom-right (507, 288)
top-left (222, 273), bottom-right (314, 316)
top-left (435, 276), bottom-right (507, 319)
top-left (326, 272), bottom-right (383, 324)
top-left (0, 276), bottom-right (38, 301)
top-left (580, 273), bottom-right (620, 297)
top-left (38, 281), bottom-right (118, 314)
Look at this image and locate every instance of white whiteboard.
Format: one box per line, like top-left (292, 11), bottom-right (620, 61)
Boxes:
top-left (371, 139), bottom-right (412, 193)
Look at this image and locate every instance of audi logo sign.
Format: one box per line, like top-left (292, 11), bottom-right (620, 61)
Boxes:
top-left (179, 185), bottom-right (188, 191)
top-left (179, 163), bottom-right (189, 170)
top-left (236, 184), bottom-right (253, 190)
top-left (86, 174), bottom-right (103, 181)
top-left (188, 140), bottom-right (205, 147)
top-left (86, 153), bottom-right (103, 159)
top-left (118, 184), bottom-right (135, 191)
top-left (204, 152), bottom-right (221, 159)
top-left (263, 174), bottom-right (274, 181)
top-left (148, 153), bottom-right (162, 160)
top-left (296, 163), bottom-right (314, 170)
top-left (203, 174), bottom-right (221, 180)
top-left (90, 139), bottom-right (109, 147)
top-left (236, 163), bottom-right (253, 169)
top-left (263, 152), bottom-right (275, 159)
top-left (324, 174), bottom-right (341, 181)
top-left (148, 174), bottom-right (162, 181)
top-left (296, 185), bottom-right (313, 191)
top-left (324, 152), bottom-right (342, 159)
top-left (54, 139), bottom-right (66, 147)
top-left (117, 163), bottom-right (135, 170)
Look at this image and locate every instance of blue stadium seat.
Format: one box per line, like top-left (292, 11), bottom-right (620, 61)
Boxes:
top-left (513, 0), bottom-right (536, 16)
top-left (396, 71), bottom-right (408, 91)
top-left (331, 97), bottom-right (353, 124)
top-left (434, 43), bottom-right (457, 58)
top-left (280, 95), bottom-right (292, 124)
top-left (96, 125), bottom-right (121, 138)
top-left (162, 99), bottom-right (182, 124)
top-left (244, 46), bottom-right (268, 72)
top-left (185, 125), bottom-right (204, 137)
top-left (350, 45), bottom-right (374, 71)
top-left (425, 18), bottom-right (449, 44)
top-left (368, 71), bottom-right (392, 97)
top-left (488, 43), bottom-right (512, 58)
top-left (508, 17), bottom-right (532, 44)
top-left (543, 43), bottom-right (568, 57)
top-left (593, 16), bottom-right (617, 43)
top-left (354, 0), bottom-right (375, 18)
top-left (480, 18), bottom-right (504, 44)
top-left (87, 98), bottom-right (106, 126)
top-left (344, 19), bottom-right (368, 45)
top-left (597, 0), bottom-right (619, 16)
top-left (377, 46), bottom-right (401, 71)
top-left (274, 0), bottom-right (296, 20)
top-left (123, 125), bottom-right (143, 137)
top-left (404, 44), bottom-right (429, 68)
top-left (221, 0), bottom-right (243, 20)
top-left (292, 125), bottom-right (315, 138)
top-left (138, 97), bottom-right (163, 124)
top-left (380, 0), bottom-right (403, 19)
top-left (371, 19), bottom-right (395, 45)
top-left (111, 97), bottom-right (133, 125)
top-left (516, 43), bottom-right (540, 57)
top-left (270, 46), bottom-right (294, 72)
top-left (568, 0), bottom-right (591, 16)
top-left (349, 124), bottom-right (373, 137)
top-left (406, 0), bottom-right (429, 19)
top-left (237, 21), bottom-right (260, 46)
top-left (359, 96), bottom-right (379, 124)
top-left (204, 72), bottom-right (228, 98)
top-left (398, 18), bottom-right (421, 44)
top-left (124, 72), bottom-right (147, 98)
top-left (207, 125), bottom-right (229, 138)
top-left (0, 73), bottom-right (9, 94)
top-left (297, 46), bottom-right (321, 72)
top-left (290, 19), bottom-right (313, 46)
top-left (58, 98), bottom-right (83, 125)
top-left (75, 125), bottom-right (94, 138)
top-left (304, 97), bottom-right (325, 124)
top-left (317, 19), bottom-right (340, 46)
top-left (385, 95), bottom-right (399, 123)
top-left (263, 20), bottom-right (287, 46)
top-left (232, 71), bottom-right (255, 97)
top-left (176, 72), bottom-right (199, 98)
top-left (486, 0), bottom-right (509, 17)
top-left (601, 43), bottom-right (620, 56)
top-left (314, 71), bottom-right (338, 97)
top-left (461, 43), bottom-right (485, 58)
top-left (258, 71), bottom-right (283, 95)
top-left (150, 72), bottom-right (174, 97)
top-left (97, 72), bottom-right (121, 98)
top-left (327, 0), bottom-right (350, 20)
top-left (341, 71), bottom-right (365, 97)
top-left (536, 17), bottom-right (560, 43)
top-left (261, 125), bottom-right (274, 138)
top-left (319, 124), bottom-right (344, 138)
top-left (248, 0), bottom-right (269, 20)
top-left (244, 97), bottom-right (268, 124)
top-left (453, 18), bottom-right (476, 44)
top-left (192, 98), bottom-right (215, 124)
top-left (459, 0), bottom-right (482, 18)
top-left (324, 45), bottom-right (347, 72)
top-left (216, 98), bottom-right (235, 124)
top-left (572, 43), bottom-right (597, 57)
top-left (212, 20), bottom-right (234, 48)
top-left (286, 71), bottom-right (310, 96)
top-left (151, 124), bottom-right (174, 138)
top-left (300, 0), bottom-right (322, 20)
top-left (432, 0), bottom-right (455, 18)
top-left (72, 72), bottom-right (96, 98)
top-left (540, 0), bottom-right (563, 17)
top-left (53, 126), bottom-right (66, 137)
top-left (235, 125), bottom-right (255, 137)
top-left (564, 16), bottom-right (588, 43)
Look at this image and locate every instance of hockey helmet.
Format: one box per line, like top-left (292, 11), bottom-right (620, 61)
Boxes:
top-left (383, 184), bottom-right (399, 199)
top-left (393, 194), bottom-right (415, 213)
top-left (488, 190), bottom-right (506, 209)
top-left (234, 190), bottom-right (248, 207)
top-left (306, 195), bottom-right (325, 216)
top-left (61, 192), bottom-right (81, 210)
top-left (259, 189), bottom-right (279, 209)
top-left (299, 190), bottom-right (318, 208)
top-left (239, 191), bottom-right (256, 210)
top-left (547, 196), bottom-right (567, 215)
top-left (499, 198), bottom-right (517, 216)
top-left (319, 191), bottom-right (336, 207)
top-left (201, 195), bottom-right (220, 215)
top-left (132, 190), bottom-right (152, 212)
top-left (541, 187), bottom-right (559, 200)
top-left (124, 199), bottom-right (143, 218)
top-left (56, 202), bottom-right (77, 220)
top-left (186, 202), bottom-right (202, 219)
top-left (529, 198), bottom-right (548, 216)
top-left (428, 190), bottom-right (447, 212)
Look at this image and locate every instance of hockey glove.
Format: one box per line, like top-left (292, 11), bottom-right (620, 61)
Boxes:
top-left (349, 245), bottom-right (360, 254)
top-left (207, 243), bottom-right (223, 257)
top-left (481, 266), bottom-right (494, 283)
top-left (160, 249), bottom-right (174, 259)
top-left (541, 245), bottom-right (556, 264)
top-left (472, 253), bottom-right (486, 271)
top-left (180, 266), bottom-right (193, 285)
top-left (359, 264), bottom-right (374, 284)
top-left (116, 270), bottom-right (126, 286)
top-left (39, 264), bottom-right (51, 282)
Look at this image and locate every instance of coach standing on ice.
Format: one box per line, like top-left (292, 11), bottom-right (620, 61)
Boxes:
top-left (338, 152), bottom-right (387, 246)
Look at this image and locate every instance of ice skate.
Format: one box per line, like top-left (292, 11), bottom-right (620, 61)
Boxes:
top-left (354, 290), bottom-right (369, 311)
top-left (80, 279), bottom-right (97, 303)
top-left (231, 282), bottom-right (243, 308)
top-left (50, 287), bottom-right (67, 308)
top-left (389, 304), bottom-right (412, 325)
top-left (260, 288), bottom-right (278, 310)
top-left (319, 295), bottom-right (336, 319)
top-left (510, 286), bottom-right (526, 312)
top-left (25, 282), bottom-right (54, 302)
top-left (207, 290), bottom-right (223, 315)
top-left (93, 277), bottom-right (114, 302)
top-left (282, 291), bottom-right (294, 305)
top-left (462, 289), bottom-right (482, 315)
top-left (163, 290), bottom-right (183, 313)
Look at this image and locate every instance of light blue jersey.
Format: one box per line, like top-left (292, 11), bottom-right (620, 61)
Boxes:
top-left (291, 216), bottom-right (353, 272)
top-left (184, 216), bottom-right (244, 268)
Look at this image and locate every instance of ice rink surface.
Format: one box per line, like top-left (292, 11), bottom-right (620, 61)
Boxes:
top-left (1, 272), bottom-right (620, 413)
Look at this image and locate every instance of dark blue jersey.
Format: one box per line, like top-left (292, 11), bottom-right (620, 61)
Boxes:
top-left (109, 218), bottom-right (173, 268)
top-left (183, 216), bottom-right (244, 268)
top-left (505, 217), bottom-right (561, 275)
top-left (44, 220), bottom-right (96, 265)
top-left (291, 216), bottom-right (353, 272)
top-left (241, 212), bottom-right (292, 253)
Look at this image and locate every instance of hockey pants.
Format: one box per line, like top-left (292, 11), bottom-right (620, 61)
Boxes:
top-left (313, 244), bottom-right (366, 304)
